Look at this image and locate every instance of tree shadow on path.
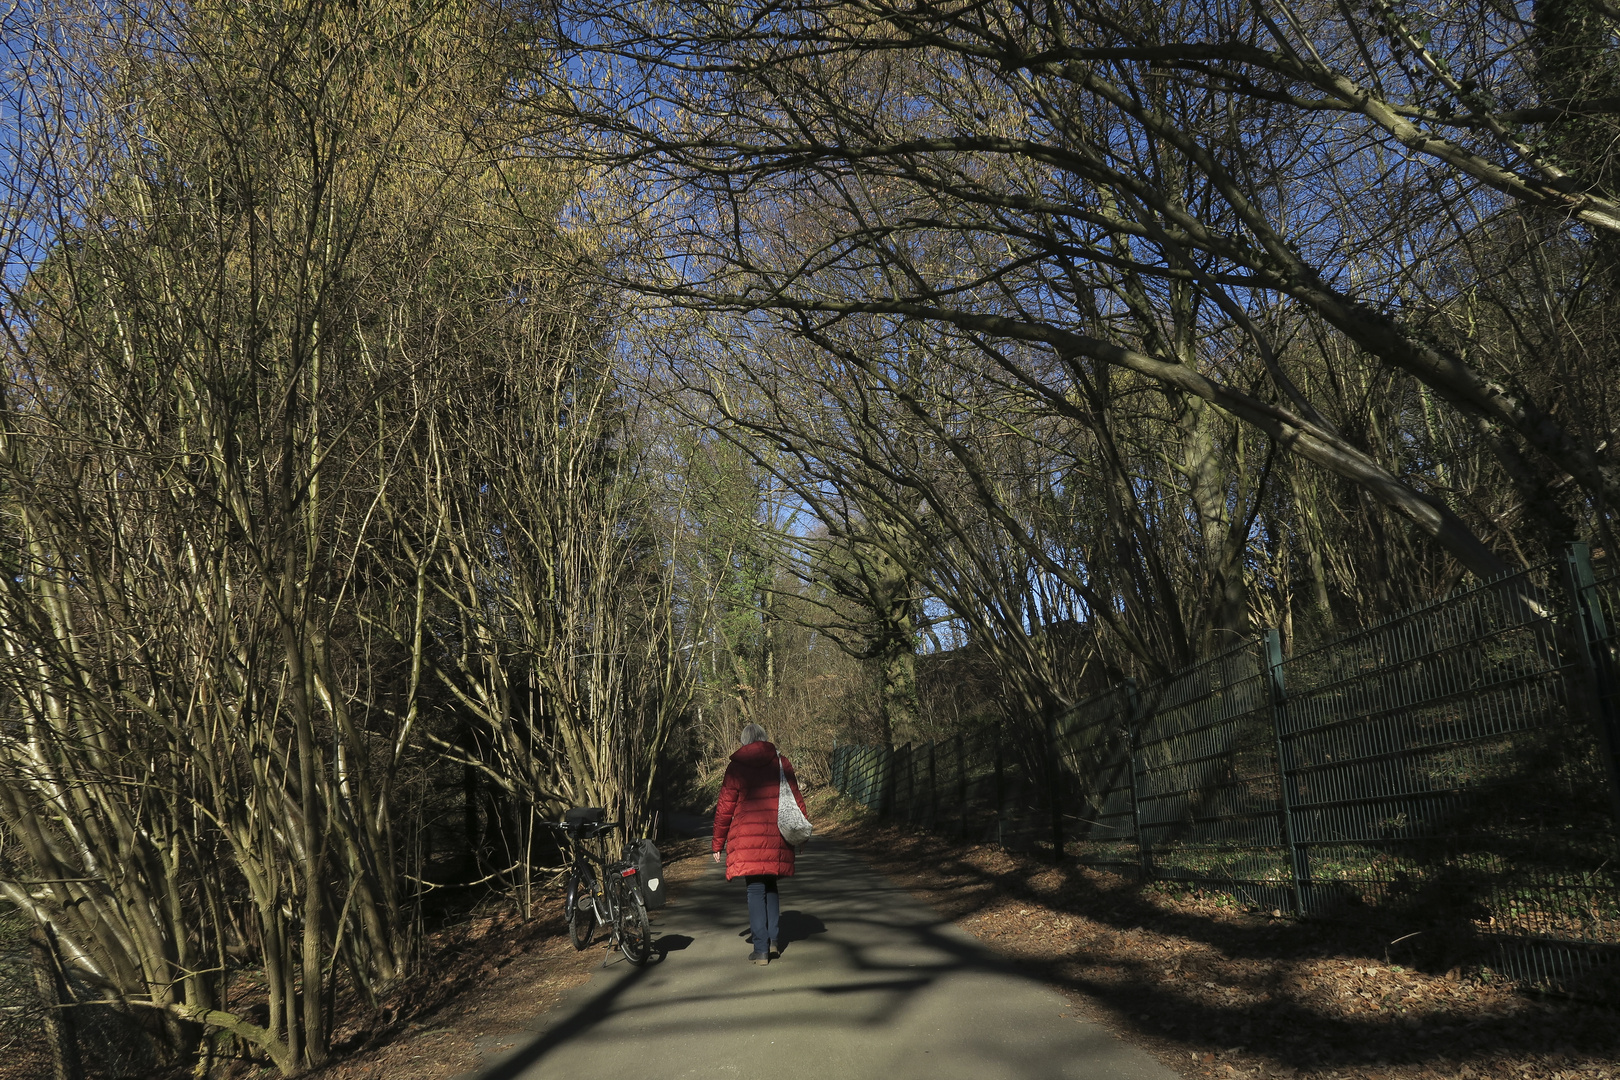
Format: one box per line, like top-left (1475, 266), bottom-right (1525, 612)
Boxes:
top-left (838, 821), bottom-right (1620, 1080)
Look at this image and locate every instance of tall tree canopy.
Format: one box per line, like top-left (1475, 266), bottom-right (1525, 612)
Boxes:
top-left (542, 0), bottom-right (1619, 676)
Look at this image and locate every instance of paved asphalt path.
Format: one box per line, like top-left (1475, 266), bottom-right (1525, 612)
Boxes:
top-left (459, 840), bottom-right (1180, 1080)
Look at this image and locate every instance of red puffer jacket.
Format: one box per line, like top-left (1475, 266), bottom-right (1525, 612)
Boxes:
top-left (713, 740), bottom-right (808, 879)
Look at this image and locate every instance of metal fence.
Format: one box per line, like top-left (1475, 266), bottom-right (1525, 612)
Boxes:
top-left (830, 543), bottom-right (1620, 995)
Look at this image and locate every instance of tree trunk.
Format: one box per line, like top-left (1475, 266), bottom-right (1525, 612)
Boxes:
top-left (29, 926), bottom-right (83, 1080)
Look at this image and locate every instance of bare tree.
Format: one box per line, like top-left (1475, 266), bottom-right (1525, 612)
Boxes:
top-left (543, 0), bottom-right (1618, 585)
top-left (0, 0), bottom-right (662, 1073)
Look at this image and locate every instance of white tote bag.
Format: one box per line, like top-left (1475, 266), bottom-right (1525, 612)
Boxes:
top-left (777, 755), bottom-right (814, 846)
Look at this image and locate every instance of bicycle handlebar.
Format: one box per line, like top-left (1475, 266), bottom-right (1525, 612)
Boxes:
top-left (542, 820), bottom-right (620, 835)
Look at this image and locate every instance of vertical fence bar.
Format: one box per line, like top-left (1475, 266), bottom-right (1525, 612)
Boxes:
top-left (1562, 542), bottom-right (1620, 828)
top-left (857, 746), bottom-right (868, 809)
top-left (911, 744), bottom-right (922, 826)
top-left (873, 745), bottom-right (884, 816)
top-left (873, 745), bottom-right (884, 811)
top-left (892, 745), bottom-right (901, 821)
top-left (1264, 628), bottom-right (1308, 914)
top-left (1046, 711), bottom-right (1064, 863)
top-left (994, 732), bottom-right (1006, 848)
top-left (900, 744), bottom-right (911, 824)
top-left (1122, 678), bottom-right (1149, 879)
top-left (890, 746), bottom-right (899, 820)
top-left (925, 740), bottom-right (935, 831)
top-left (880, 743), bottom-right (893, 818)
top-left (901, 743), bottom-right (914, 824)
top-left (913, 744), bottom-right (926, 829)
top-left (915, 744), bottom-right (923, 827)
top-left (893, 744), bottom-right (904, 822)
top-left (915, 743), bottom-right (922, 825)
top-left (871, 745), bottom-right (881, 811)
top-left (956, 732), bottom-right (968, 841)
top-left (912, 743), bottom-right (921, 825)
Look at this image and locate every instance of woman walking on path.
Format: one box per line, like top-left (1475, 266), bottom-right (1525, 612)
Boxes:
top-left (713, 724), bottom-right (809, 965)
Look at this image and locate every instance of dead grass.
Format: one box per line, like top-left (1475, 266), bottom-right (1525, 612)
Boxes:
top-left (808, 790), bottom-right (1620, 1080)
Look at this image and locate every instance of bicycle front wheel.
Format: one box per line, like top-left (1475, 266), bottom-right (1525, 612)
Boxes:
top-left (614, 877), bottom-right (653, 965)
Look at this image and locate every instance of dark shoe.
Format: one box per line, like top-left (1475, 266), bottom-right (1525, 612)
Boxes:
top-left (768, 940), bottom-right (780, 958)
top-left (750, 952), bottom-right (770, 966)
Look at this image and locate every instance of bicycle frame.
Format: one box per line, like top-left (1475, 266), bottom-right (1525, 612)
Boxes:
top-left (559, 822), bottom-right (612, 922)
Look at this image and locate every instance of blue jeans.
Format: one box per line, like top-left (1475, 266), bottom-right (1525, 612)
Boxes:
top-left (745, 875), bottom-right (779, 954)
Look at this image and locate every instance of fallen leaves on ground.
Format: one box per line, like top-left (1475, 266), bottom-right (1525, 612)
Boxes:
top-left (816, 805), bottom-right (1618, 1080)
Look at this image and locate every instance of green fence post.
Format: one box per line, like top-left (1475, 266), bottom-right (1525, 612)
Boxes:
top-left (927, 740), bottom-right (938, 832)
top-left (900, 742), bottom-right (914, 824)
top-left (873, 745), bottom-right (882, 808)
top-left (880, 743), bottom-right (895, 819)
top-left (915, 744), bottom-right (923, 827)
top-left (1562, 542), bottom-right (1620, 828)
top-left (911, 743), bottom-right (922, 827)
top-left (956, 732), bottom-right (969, 841)
top-left (917, 744), bottom-right (925, 828)
top-left (1046, 710), bottom-right (1065, 864)
top-left (893, 744), bottom-right (904, 822)
top-left (877, 745), bottom-right (886, 811)
top-left (1123, 679), bottom-right (1149, 879)
top-left (1264, 628), bottom-right (1308, 915)
top-left (993, 729), bottom-right (1006, 848)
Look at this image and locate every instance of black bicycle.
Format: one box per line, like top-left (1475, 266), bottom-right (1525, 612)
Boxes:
top-left (546, 807), bottom-right (653, 965)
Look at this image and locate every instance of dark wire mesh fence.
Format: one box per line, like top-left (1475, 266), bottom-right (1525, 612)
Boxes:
top-left (830, 544), bottom-right (1620, 995)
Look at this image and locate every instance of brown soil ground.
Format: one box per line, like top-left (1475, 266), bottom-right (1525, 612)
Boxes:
top-left (301, 839), bottom-right (713, 1080)
top-left (808, 791), bottom-right (1619, 1080)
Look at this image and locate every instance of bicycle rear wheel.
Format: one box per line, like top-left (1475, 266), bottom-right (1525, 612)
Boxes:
top-left (613, 877), bottom-right (653, 965)
top-left (568, 876), bottom-right (597, 951)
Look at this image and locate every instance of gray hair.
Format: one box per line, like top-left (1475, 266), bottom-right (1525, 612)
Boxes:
top-left (739, 723), bottom-right (768, 746)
